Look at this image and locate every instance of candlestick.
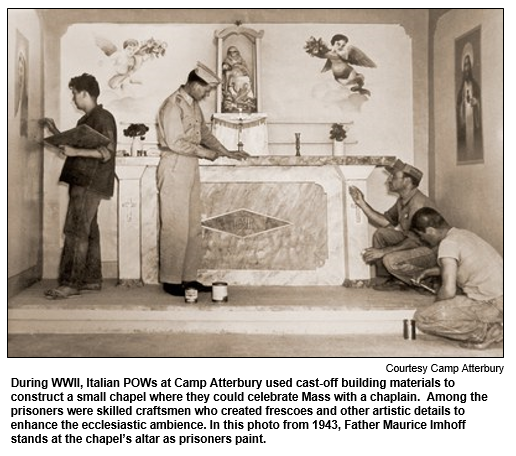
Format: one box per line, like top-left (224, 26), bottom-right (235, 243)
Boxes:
top-left (237, 112), bottom-right (244, 152)
top-left (295, 133), bottom-right (301, 156)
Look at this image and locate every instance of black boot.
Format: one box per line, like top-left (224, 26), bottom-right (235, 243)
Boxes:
top-left (182, 281), bottom-right (212, 293)
top-left (163, 283), bottom-right (184, 296)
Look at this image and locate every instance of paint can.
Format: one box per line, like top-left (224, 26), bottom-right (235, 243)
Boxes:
top-left (403, 319), bottom-right (416, 340)
top-left (184, 287), bottom-right (198, 303)
top-left (212, 282), bottom-right (228, 303)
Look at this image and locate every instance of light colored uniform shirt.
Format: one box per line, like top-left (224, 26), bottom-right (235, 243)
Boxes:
top-left (438, 227), bottom-right (503, 301)
top-left (157, 86), bottom-right (225, 159)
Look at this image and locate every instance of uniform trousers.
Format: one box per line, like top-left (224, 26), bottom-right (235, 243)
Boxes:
top-left (157, 154), bottom-right (202, 284)
top-left (372, 227), bottom-right (437, 284)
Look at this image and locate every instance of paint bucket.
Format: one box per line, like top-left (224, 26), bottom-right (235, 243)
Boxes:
top-left (184, 287), bottom-right (198, 303)
top-left (212, 282), bottom-right (228, 303)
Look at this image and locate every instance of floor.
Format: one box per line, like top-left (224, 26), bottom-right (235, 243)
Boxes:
top-left (7, 280), bottom-right (503, 358)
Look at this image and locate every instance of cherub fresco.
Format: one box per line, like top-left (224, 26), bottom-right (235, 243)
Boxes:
top-left (95, 36), bottom-right (167, 90)
top-left (305, 34), bottom-right (376, 97)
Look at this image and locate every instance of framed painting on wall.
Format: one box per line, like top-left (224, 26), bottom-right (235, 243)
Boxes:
top-left (455, 26), bottom-right (483, 165)
top-left (14, 29), bottom-right (29, 137)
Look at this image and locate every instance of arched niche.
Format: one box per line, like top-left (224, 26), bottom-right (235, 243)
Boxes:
top-left (212, 24), bottom-right (268, 155)
top-left (214, 24), bottom-right (264, 114)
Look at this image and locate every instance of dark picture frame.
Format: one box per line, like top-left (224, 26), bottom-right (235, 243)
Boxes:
top-left (455, 26), bottom-right (483, 164)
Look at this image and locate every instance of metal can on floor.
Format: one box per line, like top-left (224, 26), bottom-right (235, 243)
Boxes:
top-left (403, 319), bottom-right (416, 340)
top-left (184, 287), bottom-right (198, 303)
top-left (212, 282), bottom-right (228, 303)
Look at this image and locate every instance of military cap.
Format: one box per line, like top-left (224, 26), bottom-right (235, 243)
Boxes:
top-left (194, 61), bottom-right (221, 86)
top-left (386, 159), bottom-right (423, 185)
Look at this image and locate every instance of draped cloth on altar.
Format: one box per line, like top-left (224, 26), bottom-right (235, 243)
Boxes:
top-left (212, 113), bottom-right (269, 156)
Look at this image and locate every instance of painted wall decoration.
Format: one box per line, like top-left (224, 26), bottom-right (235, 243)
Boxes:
top-left (14, 29), bottom-right (29, 137)
top-left (61, 24), bottom-right (413, 157)
top-left (304, 33), bottom-right (376, 101)
top-left (455, 26), bottom-right (483, 164)
top-left (95, 36), bottom-right (168, 92)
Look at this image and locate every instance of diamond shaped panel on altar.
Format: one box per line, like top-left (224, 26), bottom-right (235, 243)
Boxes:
top-left (202, 209), bottom-right (291, 238)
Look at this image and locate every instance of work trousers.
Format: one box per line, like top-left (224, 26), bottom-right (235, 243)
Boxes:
top-left (157, 154), bottom-right (202, 284)
top-left (372, 227), bottom-right (437, 284)
top-left (59, 185), bottom-right (103, 288)
top-left (414, 295), bottom-right (503, 343)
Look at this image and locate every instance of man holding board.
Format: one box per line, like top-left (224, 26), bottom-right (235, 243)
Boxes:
top-left (41, 73), bottom-right (117, 299)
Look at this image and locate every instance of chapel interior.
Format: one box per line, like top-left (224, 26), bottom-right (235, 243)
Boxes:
top-left (7, 9), bottom-right (503, 356)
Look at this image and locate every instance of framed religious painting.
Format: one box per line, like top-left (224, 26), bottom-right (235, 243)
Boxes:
top-left (15, 29), bottom-right (29, 137)
top-left (455, 26), bottom-right (483, 165)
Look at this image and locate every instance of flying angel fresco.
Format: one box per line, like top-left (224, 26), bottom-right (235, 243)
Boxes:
top-left (95, 36), bottom-right (167, 90)
top-left (305, 34), bottom-right (376, 96)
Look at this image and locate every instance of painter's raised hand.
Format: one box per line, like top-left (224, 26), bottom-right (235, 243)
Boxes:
top-left (39, 117), bottom-right (59, 134)
top-left (348, 185), bottom-right (365, 206)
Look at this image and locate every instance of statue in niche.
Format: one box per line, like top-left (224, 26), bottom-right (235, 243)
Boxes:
top-left (221, 46), bottom-right (256, 113)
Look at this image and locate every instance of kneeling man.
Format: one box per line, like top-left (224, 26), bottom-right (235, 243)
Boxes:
top-left (349, 159), bottom-right (438, 291)
top-left (411, 207), bottom-right (503, 349)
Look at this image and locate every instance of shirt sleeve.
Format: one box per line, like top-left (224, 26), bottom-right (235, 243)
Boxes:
top-left (438, 237), bottom-right (460, 265)
top-left (89, 112), bottom-right (117, 163)
top-left (97, 146), bottom-right (112, 163)
top-left (159, 101), bottom-right (218, 160)
top-left (383, 202), bottom-right (399, 227)
top-left (159, 101), bottom-right (199, 156)
top-left (200, 112), bottom-right (226, 154)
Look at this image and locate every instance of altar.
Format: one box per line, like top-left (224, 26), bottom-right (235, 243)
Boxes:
top-left (115, 155), bottom-right (395, 286)
top-left (111, 23), bottom-right (397, 287)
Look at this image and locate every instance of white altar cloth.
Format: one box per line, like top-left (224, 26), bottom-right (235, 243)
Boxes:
top-left (212, 113), bottom-right (268, 155)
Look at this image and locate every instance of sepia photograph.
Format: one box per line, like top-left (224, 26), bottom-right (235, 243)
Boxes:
top-left (7, 9), bottom-right (503, 358)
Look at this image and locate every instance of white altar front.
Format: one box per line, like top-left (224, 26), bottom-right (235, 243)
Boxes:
top-left (115, 155), bottom-right (395, 286)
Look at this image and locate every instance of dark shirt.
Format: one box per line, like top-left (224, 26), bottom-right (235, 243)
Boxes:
top-left (384, 188), bottom-right (436, 245)
top-left (59, 104), bottom-right (117, 197)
